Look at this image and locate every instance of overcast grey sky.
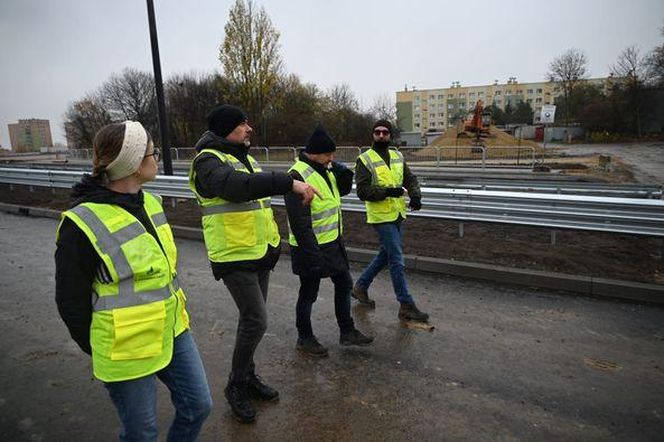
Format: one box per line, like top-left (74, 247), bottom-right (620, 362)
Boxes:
top-left (1, 0), bottom-right (663, 148)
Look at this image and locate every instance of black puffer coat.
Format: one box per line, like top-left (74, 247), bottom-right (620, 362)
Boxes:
top-left (284, 153), bottom-right (354, 277)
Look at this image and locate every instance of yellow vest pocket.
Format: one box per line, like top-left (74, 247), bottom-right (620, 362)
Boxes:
top-left (111, 302), bottom-right (166, 360)
top-left (223, 211), bottom-right (257, 248)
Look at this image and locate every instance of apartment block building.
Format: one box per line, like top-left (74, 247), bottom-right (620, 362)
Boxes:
top-left (8, 118), bottom-right (53, 152)
top-left (396, 77), bottom-right (606, 137)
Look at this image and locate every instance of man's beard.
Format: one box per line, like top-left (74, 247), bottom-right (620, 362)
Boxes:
top-left (373, 140), bottom-right (390, 149)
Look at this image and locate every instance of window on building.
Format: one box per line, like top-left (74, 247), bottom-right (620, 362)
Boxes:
top-left (448, 94), bottom-right (454, 99)
top-left (415, 123), bottom-right (420, 128)
top-left (448, 103), bottom-right (454, 109)
top-left (494, 91), bottom-right (501, 96)
top-left (414, 113), bottom-right (420, 119)
top-left (415, 95), bottom-right (420, 101)
top-left (459, 93), bottom-right (465, 99)
top-left (437, 94), bottom-right (444, 99)
top-left (516, 90), bottom-right (523, 95)
top-left (526, 99), bottom-right (533, 104)
top-left (459, 102), bottom-right (466, 108)
top-left (527, 89), bottom-right (533, 94)
top-left (429, 113), bottom-right (436, 118)
top-left (478, 91), bottom-right (485, 97)
top-left (505, 90), bottom-right (512, 95)
top-left (536, 88), bottom-right (543, 94)
top-left (429, 94), bottom-right (436, 100)
top-left (535, 97), bottom-right (542, 103)
top-left (438, 112), bottom-right (444, 117)
top-left (469, 92), bottom-right (476, 98)
top-left (414, 105), bottom-right (420, 111)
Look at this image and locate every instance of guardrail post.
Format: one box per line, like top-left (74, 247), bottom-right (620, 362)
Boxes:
top-left (263, 147), bottom-right (269, 163)
top-left (550, 230), bottom-right (557, 245)
top-left (291, 147), bottom-right (297, 161)
top-left (436, 147), bottom-right (440, 167)
top-left (171, 148), bottom-right (178, 161)
top-left (458, 222), bottom-right (464, 238)
top-left (481, 147), bottom-right (486, 169)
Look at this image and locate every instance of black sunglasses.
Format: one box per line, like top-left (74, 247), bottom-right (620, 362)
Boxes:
top-left (144, 148), bottom-right (160, 161)
top-left (373, 129), bottom-right (390, 136)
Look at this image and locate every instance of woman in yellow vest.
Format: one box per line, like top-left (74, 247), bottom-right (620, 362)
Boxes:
top-left (55, 122), bottom-right (212, 441)
top-left (285, 124), bottom-right (374, 357)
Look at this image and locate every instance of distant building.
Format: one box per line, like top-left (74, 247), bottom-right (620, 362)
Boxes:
top-left (396, 77), bottom-right (607, 138)
top-left (8, 118), bottom-right (53, 153)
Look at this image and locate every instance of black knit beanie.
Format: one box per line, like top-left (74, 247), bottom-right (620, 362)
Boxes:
top-left (206, 104), bottom-right (248, 138)
top-left (305, 124), bottom-right (336, 154)
top-left (373, 119), bottom-right (393, 134)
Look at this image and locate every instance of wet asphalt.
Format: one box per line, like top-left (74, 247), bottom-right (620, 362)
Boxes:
top-left (1, 211), bottom-right (663, 441)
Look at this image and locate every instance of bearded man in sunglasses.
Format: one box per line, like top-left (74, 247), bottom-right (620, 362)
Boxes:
top-left (352, 119), bottom-right (429, 323)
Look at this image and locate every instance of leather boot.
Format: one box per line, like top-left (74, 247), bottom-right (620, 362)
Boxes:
top-left (224, 379), bottom-right (256, 423)
top-left (398, 302), bottom-right (429, 322)
top-left (246, 372), bottom-right (279, 401)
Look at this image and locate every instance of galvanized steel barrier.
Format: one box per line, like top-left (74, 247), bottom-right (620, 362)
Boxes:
top-left (1, 167), bottom-right (662, 237)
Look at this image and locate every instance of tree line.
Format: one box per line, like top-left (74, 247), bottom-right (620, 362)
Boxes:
top-left (546, 33), bottom-right (664, 139)
top-left (65, 0), bottom-right (393, 150)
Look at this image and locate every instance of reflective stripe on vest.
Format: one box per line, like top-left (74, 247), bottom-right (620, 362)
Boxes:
top-left (287, 160), bottom-right (341, 246)
top-left (359, 148), bottom-right (407, 224)
top-left (68, 205), bottom-right (173, 311)
top-left (189, 149), bottom-right (280, 263)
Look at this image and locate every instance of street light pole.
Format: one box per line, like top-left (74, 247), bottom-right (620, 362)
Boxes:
top-left (146, 0), bottom-right (173, 175)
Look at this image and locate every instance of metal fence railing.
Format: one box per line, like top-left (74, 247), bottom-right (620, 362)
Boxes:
top-left (64, 145), bottom-right (538, 168)
top-left (2, 167), bottom-right (663, 237)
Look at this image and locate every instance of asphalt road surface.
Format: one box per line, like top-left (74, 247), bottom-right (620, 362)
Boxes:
top-left (1, 212), bottom-right (663, 441)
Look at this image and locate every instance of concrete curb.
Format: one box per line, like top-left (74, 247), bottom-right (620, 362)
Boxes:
top-left (2, 202), bottom-right (662, 304)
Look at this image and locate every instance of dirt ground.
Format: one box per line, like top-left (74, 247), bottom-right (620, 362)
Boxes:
top-left (2, 184), bottom-right (662, 285)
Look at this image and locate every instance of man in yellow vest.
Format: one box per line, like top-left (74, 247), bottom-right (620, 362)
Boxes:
top-left (352, 119), bottom-right (429, 323)
top-left (285, 124), bottom-right (374, 357)
top-left (189, 105), bottom-right (320, 423)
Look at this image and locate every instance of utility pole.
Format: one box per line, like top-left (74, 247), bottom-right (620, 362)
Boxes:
top-left (146, 0), bottom-right (173, 175)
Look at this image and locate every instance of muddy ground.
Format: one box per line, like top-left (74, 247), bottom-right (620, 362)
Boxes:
top-left (2, 184), bottom-right (662, 285)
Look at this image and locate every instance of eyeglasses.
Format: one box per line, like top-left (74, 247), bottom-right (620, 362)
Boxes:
top-left (144, 148), bottom-right (160, 161)
top-left (373, 129), bottom-right (390, 136)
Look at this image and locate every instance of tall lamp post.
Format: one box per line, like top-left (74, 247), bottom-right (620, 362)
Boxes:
top-left (146, 0), bottom-right (173, 175)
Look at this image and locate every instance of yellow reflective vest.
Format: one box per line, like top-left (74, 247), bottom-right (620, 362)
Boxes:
top-left (188, 149), bottom-right (280, 263)
top-left (358, 148), bottom-right (407, 224)
top-left (287, 160), bottom-right (342, 246)
top-left (57, 191), bottom-right (189, 382)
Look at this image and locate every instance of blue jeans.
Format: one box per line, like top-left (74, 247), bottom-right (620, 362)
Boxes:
top-left (356, 222), bottom-right (414, 305)
top-left (104, 331), bottom-right (213, 442)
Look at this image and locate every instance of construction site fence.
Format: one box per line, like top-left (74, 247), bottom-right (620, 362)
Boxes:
top-left (65, 146), bottom-right (536, 168)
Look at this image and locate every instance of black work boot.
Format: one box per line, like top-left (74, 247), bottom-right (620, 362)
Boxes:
top-left (398, 302), bottom-right (429, 323)
top-left (224, 379), bottom-right (256, 423)
top-left (339, 328), bottom-right (374, 346)
top-left (296, 336), bottom-right (329, 357)
top-left (246, 372), bottom-right (279, 401)
top-left (351, 284), bottom-right (376, 308)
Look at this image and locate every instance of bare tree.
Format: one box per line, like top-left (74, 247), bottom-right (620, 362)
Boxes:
top-left (219, 0), bottom-right (283, 143)
top-left (611, 46), bottom-right (650, 137)
top-left (547, 48), bottom-right (588, 125)
top-left (646, 24), bottom-right (664, 87)
top-left (100, 68), bottom-right (158, 137)
top-left (63, 94), bottom-right (112, 150)
top-left (369, 94), bottom-right (397, 122)
top-left (166, 73), bottom-right (230, 146)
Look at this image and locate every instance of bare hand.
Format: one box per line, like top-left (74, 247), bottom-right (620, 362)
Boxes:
top-left (292, 180), bottom-right (323, 206)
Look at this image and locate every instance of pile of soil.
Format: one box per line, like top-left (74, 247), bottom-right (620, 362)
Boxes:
top-left (2, 184), bottom-right (661, 285)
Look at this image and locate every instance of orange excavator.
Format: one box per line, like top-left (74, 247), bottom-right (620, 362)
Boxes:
top-left (458, 100), bottom-right (492, 145)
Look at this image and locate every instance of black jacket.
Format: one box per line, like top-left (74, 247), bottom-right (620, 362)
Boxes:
top-left (354, 144), bottom-right (421, 224)
top-left (192, 131), bottom-right (294, 279)
top-left (285, 152), bottom-right (353, 277)
top-left (55, 175), bottom-right (162, 355)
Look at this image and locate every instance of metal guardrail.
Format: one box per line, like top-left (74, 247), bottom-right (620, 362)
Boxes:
top-left (1, 167), bottom-right (663, 237)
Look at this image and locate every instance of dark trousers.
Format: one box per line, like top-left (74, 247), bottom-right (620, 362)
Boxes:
top-left (296, 269), bottom-right (355, 339)
top-left (221, 269), bottom-right (270, 382)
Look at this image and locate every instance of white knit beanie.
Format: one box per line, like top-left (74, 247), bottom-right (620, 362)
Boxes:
top-left (105, 121), bottom-right (149, 181)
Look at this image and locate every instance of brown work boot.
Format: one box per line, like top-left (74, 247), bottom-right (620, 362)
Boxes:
top-left (398, 302), bottom-right (429, 323)
top-left (352, 284), bottom-right (376, 308)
